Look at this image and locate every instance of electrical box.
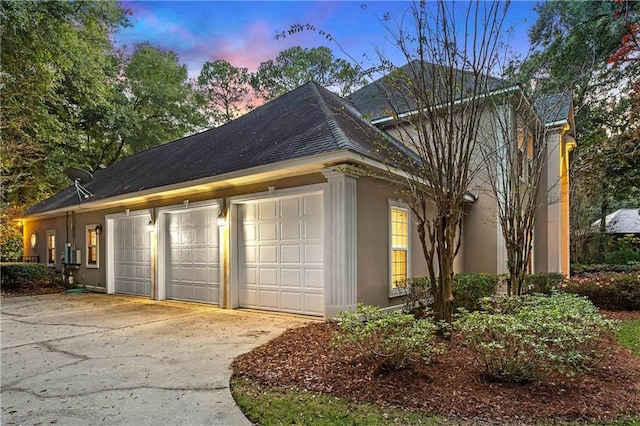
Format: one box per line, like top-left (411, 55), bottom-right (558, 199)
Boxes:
top-left (63, 243), bottom-right (81, 269)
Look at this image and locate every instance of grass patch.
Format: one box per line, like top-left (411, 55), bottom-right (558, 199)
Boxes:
top-left (617, 319), bottom-right (640, 356)
top-left (230, 377), bottom-right (439, 425)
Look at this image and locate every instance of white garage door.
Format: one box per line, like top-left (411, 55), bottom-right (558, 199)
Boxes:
top-left (238, 194), bottom-right (324, 316)
top-left (166, 207), bottom-right (220, 304)
top-left (113, 214), bottom-right (151, 296)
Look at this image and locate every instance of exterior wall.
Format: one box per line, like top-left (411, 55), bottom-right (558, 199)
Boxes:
top-left (23, 173), bottom-right (327, 290)
top-left (356, 177), bottom-right (433, 309)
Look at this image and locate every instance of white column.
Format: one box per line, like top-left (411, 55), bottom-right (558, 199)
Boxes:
top-left (322, 168), bottom-right (358, 318)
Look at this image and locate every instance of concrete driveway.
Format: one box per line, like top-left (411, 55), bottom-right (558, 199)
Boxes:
top-left (1, 293), bottom-right (312, 425)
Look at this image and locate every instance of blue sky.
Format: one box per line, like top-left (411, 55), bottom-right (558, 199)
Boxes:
top-left (116, 1), bottom-right (539, 78)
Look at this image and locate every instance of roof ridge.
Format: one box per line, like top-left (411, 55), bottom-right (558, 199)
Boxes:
top-left (309, 82), bottom-right (351, 150)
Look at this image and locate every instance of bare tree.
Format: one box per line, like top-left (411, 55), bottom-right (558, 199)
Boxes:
top-left (477, 91), bottom-right (566, 295)
top-left (362, 1), bottom-right (510, 322)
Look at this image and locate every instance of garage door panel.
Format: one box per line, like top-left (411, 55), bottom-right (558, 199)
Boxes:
top-left (281, 269), bottom-right (301, 287)
top-left (238, 194), bottom-right (324, 316)
top-left (281, 292), bottom-right (302, 311)
top-left (280, 197), bottom-right (300, 218)
top-left (304, 245), bottom-right (323, 263)
top-left (304, 218), bottom-right (323, 240)
top-left (259, 290), bottom-right (278, 309)
top-left (166, 206), bottom-right (219, 305)
top-left (259, 246), bottom-right (277, 263)
top-left (281, 245), bottom-right (301, 263)
top-left (304, 194), bottom-right (323, 214)
top-left (259, 201), bottom-right (277, 219)
top-left (305, 294), bottom-right (324, 316)
top-left (114, 214), bottom-right (151, 297)
top-left (304, 269), bottom-right (324, 289)
top-left (259, 268), bottom-right (277, 285)
top-left (259, 222), bottom-right (277, 240)
top-left (240, 288), bottom-right (257, 307)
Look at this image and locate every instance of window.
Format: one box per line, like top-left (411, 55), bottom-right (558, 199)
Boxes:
top-left (46, 230), bottom-right (56, 266)
top-left (517, 129), bottom-right (534, 182)
top-left (86, 225), bottom-right (99, 268)
top-left (389, 201), bottom-right (410, 295)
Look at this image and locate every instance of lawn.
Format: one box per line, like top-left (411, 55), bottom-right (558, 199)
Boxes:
top-left (617, 319), bottom-right (640, 356)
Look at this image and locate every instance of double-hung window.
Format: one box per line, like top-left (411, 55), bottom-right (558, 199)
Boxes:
top-left (46, 230), bottom-right (56, 266)
top-left (389, 200), bottom-right (410, 295)
top-left (86, 225), bottom-right (99, 268)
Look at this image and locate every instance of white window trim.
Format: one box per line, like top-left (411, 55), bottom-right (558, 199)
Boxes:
top-left (388, 199), bottom-right (411, 298)
top-left (46, 230), bottom-right (56, 267)
top-left (85, 224), bottom-right (99, 269)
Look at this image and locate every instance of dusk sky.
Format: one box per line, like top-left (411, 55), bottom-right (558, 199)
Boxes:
top-left (116, 1), bottom-right (539, 78)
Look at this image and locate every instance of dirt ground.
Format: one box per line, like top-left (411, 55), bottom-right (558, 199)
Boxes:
top-left (233, 318), bottom-right (640, 424)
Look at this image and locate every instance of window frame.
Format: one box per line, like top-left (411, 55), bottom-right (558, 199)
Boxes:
top-left (85, 224), bottom-right (99, 269)
top-left (46, 230), bottom-right (56, 267)
top-left (517, 128), bottom-right (534, 183)
top-left (388, 199), bottom-right (411, 297)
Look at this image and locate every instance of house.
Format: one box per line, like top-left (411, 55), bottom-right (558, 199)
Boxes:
top-left (592, 208), bottom-right (640, 236)
top-left (20, 65), bottom-right (575, 318)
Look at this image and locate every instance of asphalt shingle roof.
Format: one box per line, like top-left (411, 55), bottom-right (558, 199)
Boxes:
top-left (534, 93), bottom-right (573, 126)
top-left (592, 208), bottom-right (640, 234)
top-left (348, 60), bottom-right (510, 122)
top-left (27, 82), bottom-right (402, 215)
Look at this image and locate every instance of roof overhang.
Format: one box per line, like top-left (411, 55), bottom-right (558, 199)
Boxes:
top-left (20, 150), bottom-right (399, 221)
top-left (370, 85), bottom-right (521, 126)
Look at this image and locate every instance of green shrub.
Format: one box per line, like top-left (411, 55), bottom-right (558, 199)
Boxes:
top-left (571, 263), bottom-right (640, 276)
top-left (563, 272), bottom-right (640, 311)
top-left (1, 263), bottom-right (51, 289)
top-left (453, 273), bottom-right (498, 311)
top-left (399, 276), bottom-right (433, 318)
top-left (455, 293), bottom-right (615, 383)
top-left (523, 273), bottom-right (565, 294)
top-left (333, 304), bottom-right (443, 375)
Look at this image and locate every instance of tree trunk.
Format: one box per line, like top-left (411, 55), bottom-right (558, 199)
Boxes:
top-left (597, 190), bottom-right (608, 263)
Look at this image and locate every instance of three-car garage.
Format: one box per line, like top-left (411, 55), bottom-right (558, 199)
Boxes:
top-left (106, 190), bottom-right (325, 316)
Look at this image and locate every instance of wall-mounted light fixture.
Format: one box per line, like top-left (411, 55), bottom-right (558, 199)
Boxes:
top-left (217, 199), bottom-right (228, 227)
top-left (147, 208), bottom-right (156, 232)
top-left (94, 224), bottom-right (103, 236)
top-left (30, 231), bottom-right (37, 249)
top-left (183, 200), bottom-right (189, 209)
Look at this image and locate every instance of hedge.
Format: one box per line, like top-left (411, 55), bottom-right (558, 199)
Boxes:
top-left (1, 263), bottom-right (57, 290)
top-left (563, 272), bottom-right (640, 311)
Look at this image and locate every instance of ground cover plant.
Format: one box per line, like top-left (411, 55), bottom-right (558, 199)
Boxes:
top-left (232, 296), bottom-right (640, 424)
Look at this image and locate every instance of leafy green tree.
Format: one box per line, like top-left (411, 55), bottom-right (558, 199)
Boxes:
top-left (197, 59), bottom-right (250, 125)
top-left (515, 0), bottom-right (640, 263)
top-left (250, 46), bottom-right (365, 101)
top-left (0, 0), bottom-right (129, 209)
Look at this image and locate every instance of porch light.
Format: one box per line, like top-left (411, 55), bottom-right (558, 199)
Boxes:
top-left (217, 213), bottom-right (227, 228)
top-left (30, 232), bottom-right (37, 249)
top-left (94, 224), bottom-right (103, 235)
top-left (147, 219), bottom-right (156, 233)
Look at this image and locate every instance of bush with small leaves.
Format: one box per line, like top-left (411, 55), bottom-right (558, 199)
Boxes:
top-left (453, 273), bottom-right (498, 311)
top-left (333, 304), bottom-right (443, 375)
top-left (455, 293), bottom-right (615, 383)
top-left (398, 276), bottom-right (433, 318)
top-left (1, 263), bottom-right (51, 290)
top-left (523, 273), bottom-right (565, 294)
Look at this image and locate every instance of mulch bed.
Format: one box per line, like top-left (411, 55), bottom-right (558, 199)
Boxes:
top-left (0, 284), bottom-right (65, 299)
top-left (232, 321), bottom-right (640, 424)
top-left (601, 310), bottom-right (640, 321)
